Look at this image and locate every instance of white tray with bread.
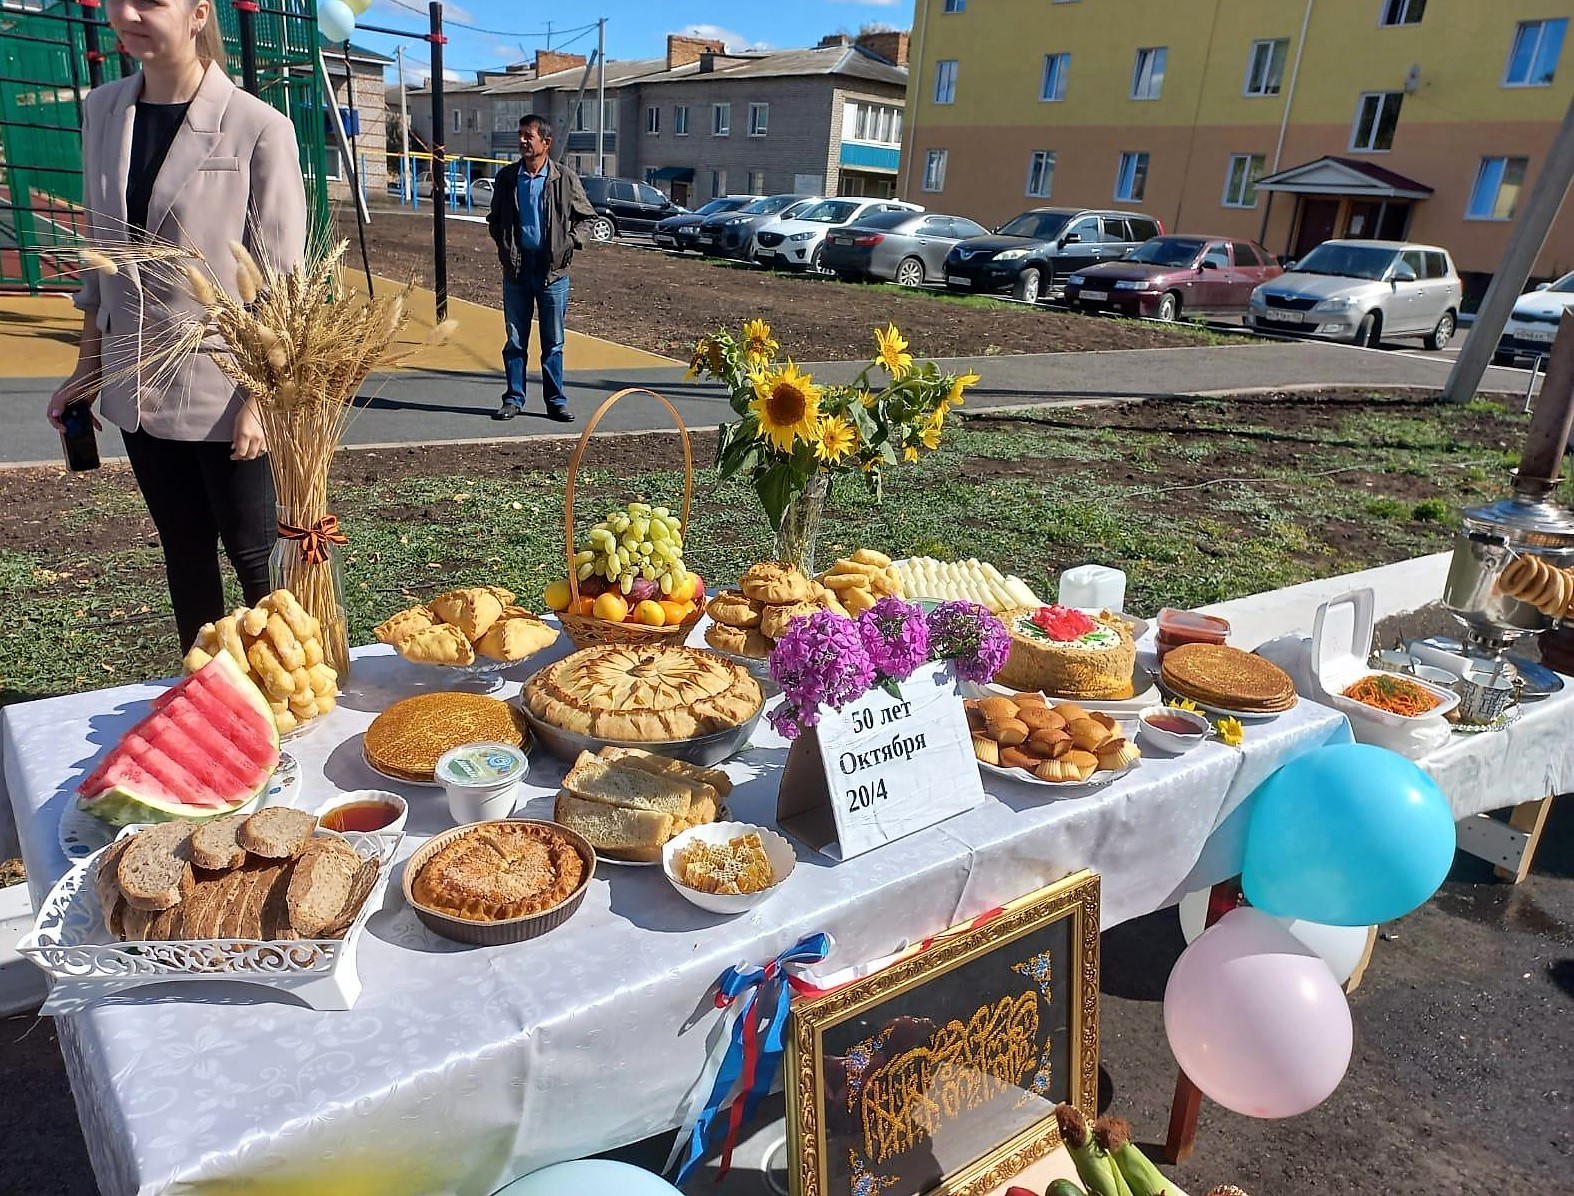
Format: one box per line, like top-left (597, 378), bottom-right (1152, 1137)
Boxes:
top-left (20, 811), bottom-right (401, 1012)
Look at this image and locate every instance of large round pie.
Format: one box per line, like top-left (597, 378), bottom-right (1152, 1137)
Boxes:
top-left (412, 822), bottom-right (587, 922)
top-left (365, 692), bottom-right (528, 782)
top-left (523, 645), bottom-right (764, 741)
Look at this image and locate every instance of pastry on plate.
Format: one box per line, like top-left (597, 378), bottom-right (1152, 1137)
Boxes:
top-left (759, 601), bottom-right (820, 642)
top-left (706, 590), bottom-right (765, 630)
top-left (739, 561), bottom-right (811, 605)
top-left (398, 624), bottom-right (476, 667)
top-left (411, 821), bottom-right (586, 921)
top-left (375, 605), bottom-right (435, 646)
top-left (429, 587), bottom-right (505, 642)
top-left (474, 613), bottom-right (559, 662)
top-left (993, 606), bottom-right (1136, 701)
top-left (366, 692), bottom-right (528, 782)
top-left (705, 622), bottom-right (772, 659)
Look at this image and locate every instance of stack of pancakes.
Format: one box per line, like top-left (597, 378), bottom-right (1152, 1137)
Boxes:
top-left (365, 692), bottom-right (529, 782)
top-left (1160, 643), bottom-right (1296, 714)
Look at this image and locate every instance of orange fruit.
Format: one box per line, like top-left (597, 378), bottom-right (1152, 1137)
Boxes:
top-left (592, 592), bottom-right (630, 624)
top-left (659, 599), bottom-right (691, 626)
top-left (633, 599), bottom-right (666, 627)
top-left (576, 596), bottom-right (598, 617)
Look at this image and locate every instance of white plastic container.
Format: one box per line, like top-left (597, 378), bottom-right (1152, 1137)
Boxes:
top-left (436, 742), bottom-right (529, 825)
top-left (1058, 564), bottom-right (1127, 613)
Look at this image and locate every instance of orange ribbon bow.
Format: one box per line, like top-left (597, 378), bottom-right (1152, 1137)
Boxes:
top-left (277, 514), bottom-right (348, 566)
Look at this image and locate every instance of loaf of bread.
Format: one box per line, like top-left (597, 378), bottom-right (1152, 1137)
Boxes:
top-left (564, 751), bottom-right (718, 815)
top-left (554, 791), bottom-right (674, 863)
top-left (553, 746), bottom-right (728, 860)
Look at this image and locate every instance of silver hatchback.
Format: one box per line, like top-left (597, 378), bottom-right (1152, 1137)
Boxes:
top-left (1247, 240), bottom-right (1461, 349)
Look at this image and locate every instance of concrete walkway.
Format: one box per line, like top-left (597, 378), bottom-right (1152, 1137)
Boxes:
top-left (1, 335), bottom-right (1538, 466)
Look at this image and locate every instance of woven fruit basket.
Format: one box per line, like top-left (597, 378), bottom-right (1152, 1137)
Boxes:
top-left (560, 388), bottom-right (704, 651)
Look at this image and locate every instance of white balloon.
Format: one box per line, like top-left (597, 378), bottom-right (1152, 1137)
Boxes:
top-left (318, 0), bottom-right (356, 43)
top-left (1177, 885), bottom-right (1371, 984)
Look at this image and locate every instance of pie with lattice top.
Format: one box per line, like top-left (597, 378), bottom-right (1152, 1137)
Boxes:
top-left (411, 822), bottom-right (587, 922)
top-left (523, 645), bottom-right (763, 741)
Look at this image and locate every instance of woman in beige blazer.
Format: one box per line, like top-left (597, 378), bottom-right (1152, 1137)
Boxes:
top-left (46, 0), bottom-right (307, 650)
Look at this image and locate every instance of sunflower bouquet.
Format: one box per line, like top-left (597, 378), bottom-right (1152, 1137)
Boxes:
top-left (686, 318), bottom-right (979, 565)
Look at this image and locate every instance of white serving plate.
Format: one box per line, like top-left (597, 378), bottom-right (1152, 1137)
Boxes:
top-left (20, 826), bottom-right (401, 1012)
top-left (361, 742), bottom-right (443, 789)
top-left (1156, 684), bottom-right (1297, 723)
top-left (60, 752), bottom-right (301, 862)
top-left (965, 664), bottom-right (1160, 717)
top-left (977, 758), bottom-right (1135, 794)
top-left (661, 822), bottom-right (796, 914)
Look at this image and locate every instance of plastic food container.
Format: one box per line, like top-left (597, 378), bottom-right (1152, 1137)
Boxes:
top-left (1155, 609), bottom-right (1230, 661)
top-left (1058, 565), bottom-right (1128, 614)
top-left (436, 741), bottom-right (529, 825)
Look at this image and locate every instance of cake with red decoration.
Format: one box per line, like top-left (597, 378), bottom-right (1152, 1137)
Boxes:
top-left (994, 606), bottom-right (1136, 700)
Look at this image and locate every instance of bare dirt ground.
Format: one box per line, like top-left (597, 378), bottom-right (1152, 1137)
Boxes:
top-left (336, 210), bottom-right (1231, 362)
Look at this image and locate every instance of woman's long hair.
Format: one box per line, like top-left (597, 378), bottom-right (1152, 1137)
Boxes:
top-left (196, 7), bottom-right (227, 72)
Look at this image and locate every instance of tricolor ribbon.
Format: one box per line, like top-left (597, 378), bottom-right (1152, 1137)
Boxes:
top-left (276, 513), bottom-right (348, 566)
top-left (672, 932), bottom-right (832, 1185)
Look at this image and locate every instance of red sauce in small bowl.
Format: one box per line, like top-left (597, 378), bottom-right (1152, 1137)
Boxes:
top-left (1145, 714), bottom-right (1205, 735)
top-left (320, 800), bottom-right (401, 833)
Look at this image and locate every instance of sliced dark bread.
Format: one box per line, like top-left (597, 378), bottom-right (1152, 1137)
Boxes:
top-left (191, 812), bottom-right (251, 872)
top-left (261, 863), bottom-right (298, 941)
top-left (234, 862), bottom-right (288, 940)
top-left (95, 837), bottom-right (134, 935)
top-left (218, 862), bottom-right (279, 939)
top-left (117, 823), bottom-right (195, 912)
top-left (285, 837), bottom-right (362, 938)
top-left (321, 857), bottom-right (381, 940)
top-left (237, 808), bottom-right (318, 860)
top-left (146, 902), bottom-right (185, 942)
top-left (192, 867), bottom-right (248, 940)
top-left (119, 904), bottom-right (157, 942)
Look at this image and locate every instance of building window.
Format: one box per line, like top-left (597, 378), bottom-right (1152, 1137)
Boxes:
top-left (1244, 39), bottom-right (1288, 96)
top-left (1505, 18), bottom-right (1568, 87)
top-left (451, 108), bottom-right (461, 133)
top-left (711, 168), bottom-right (726, 198)
top-left (1351, 91), bottom-right (1402, 151)
top-left (674, 105), bottom-right (689, 136)
top-left (1467, 156), bottom-right (1528, 220)
top-left (1040, 53), bottom-right (1070, 101)
top-left (749, 102), bottom-right (768, 136)
top-left (1115, 151), bottom-right (1149, 202)
top-left (922, 149), bottom-right (948, 192)
top-left (934, 59), bottom-right (958, 104)
top-left (645, 106), bottom-right (660, 134)
top-left (1131, 47), bottom-right (1166, 100)
top-left (749, 170), bottom-right (766, 193)
top-left (943, 0), bottom-right (965, 10)
top-left (1026, 150), bottom-right (1056, 198)
top-left (713, 103), bottom-right (731, 136)
top-left (468, 108), bottom-right (480, 131)
top-left (1222, 153), bottom-right (1266, 207)
top-left (845, 101), bottom-right (903, 145)
top-left (1380, 0), bottom-right (1426, 25)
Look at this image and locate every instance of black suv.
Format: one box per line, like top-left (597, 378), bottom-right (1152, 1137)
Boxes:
top-left (578, 176), bottom-right (685, 240)
top-left (943, 208), bottom-right (1164, 303)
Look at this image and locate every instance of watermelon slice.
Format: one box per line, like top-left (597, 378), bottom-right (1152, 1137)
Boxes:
top-left (78, 653), bottom-right (281, 827)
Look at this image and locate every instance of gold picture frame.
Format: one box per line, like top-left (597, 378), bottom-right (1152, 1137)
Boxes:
top-left (786, 870), bottom-right (1100, 1196)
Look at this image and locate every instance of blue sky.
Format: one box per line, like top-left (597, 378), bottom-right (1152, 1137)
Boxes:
top-left (356, 0), bottom-right (912, 83)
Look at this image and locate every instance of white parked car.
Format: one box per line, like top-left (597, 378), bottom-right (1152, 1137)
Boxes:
top-left (416, 173), bottom-right (469, 200)
top-left (1496, 271), bottom-right (1574, 365)
top-left (469, 177), bottom-right (495, 204)
top-left (753, 197), bottom-right (922, 271)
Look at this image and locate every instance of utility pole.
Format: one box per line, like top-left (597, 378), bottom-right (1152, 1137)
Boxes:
top-left (396, 45), bottom-right (412, 201)
top-left (1443, 93), bottom-right (1574, 403)
top-left (595, 18), bottom-right (606, 176)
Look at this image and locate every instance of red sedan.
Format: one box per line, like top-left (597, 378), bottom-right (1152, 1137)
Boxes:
top-left (1063, 236), bottom-right (1282, 321)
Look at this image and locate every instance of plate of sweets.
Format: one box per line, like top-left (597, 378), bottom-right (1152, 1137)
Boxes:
top-left (965, 693), bottom-right (1140, 791)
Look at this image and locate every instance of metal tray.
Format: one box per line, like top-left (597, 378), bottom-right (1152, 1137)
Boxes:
top-left (514, 701), bottom-right (763, 767)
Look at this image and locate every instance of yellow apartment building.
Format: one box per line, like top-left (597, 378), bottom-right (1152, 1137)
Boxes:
top-left (899, 0), bottom-right (1574, 294)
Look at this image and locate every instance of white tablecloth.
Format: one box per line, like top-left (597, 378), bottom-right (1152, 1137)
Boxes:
top-left (4, 638), bottom-right (1356, 1196)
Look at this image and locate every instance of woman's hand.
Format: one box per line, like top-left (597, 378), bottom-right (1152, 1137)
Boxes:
top-left (47, 373), bottom-right (102, 433)
top-left (231, 400), bottom-right (267, 461)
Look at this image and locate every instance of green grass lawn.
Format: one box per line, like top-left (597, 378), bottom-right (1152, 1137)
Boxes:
top-left (0, 394), bottom-right (1532, 706)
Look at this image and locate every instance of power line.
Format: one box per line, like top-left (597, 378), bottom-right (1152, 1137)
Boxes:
top-left (377, 0), bottom-right (598, 41)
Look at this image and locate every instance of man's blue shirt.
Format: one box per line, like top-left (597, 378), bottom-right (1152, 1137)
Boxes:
top-left (516, 161), bottom-right (548, 251)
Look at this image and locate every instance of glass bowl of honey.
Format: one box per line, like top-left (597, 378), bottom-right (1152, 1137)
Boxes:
top-left (316, 790), bottom-right (408, 835)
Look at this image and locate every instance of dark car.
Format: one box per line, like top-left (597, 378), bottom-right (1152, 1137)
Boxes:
top-left (695, 194), bottom-right (817, 260)
top-left (579, 176), bottom-right (685, 240)
top-left (822, 209), bottom-right (992, 286)
top-left (653, 196), bottom-right (758, 253)
top-left (944, 208), bottom-right (1164, 303)
top-left (1063, 235), bottom-right (1283, 321)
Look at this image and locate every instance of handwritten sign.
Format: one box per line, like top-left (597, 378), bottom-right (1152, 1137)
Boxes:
top-left (777, 660), bottom-right (985, 861)
top-left (786, 871), bottom-right (1101, 1196)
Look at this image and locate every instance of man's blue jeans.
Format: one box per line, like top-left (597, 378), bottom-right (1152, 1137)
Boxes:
top-left (501, 270), bottom-right (570, 412)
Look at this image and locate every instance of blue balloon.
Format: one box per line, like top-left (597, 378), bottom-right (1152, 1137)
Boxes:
top-left (1242, 742), bottom-right (1455, 926)
top-left (495, 1160), bottom-right (682, 1196)
top-left (318, 0), bottom-right (356, 43)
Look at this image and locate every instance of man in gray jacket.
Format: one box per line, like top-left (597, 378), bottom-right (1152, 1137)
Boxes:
top-left (486, 114), bottom-right (596, 422)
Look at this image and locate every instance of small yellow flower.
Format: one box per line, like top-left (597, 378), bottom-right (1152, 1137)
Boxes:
top-left (946, 370), bottom-right (980, 406)
top-left (857, 388), bottom-right (879, 409)
top-left (749, 361), bottom-right (824, 453)
top-left (919, 421), bottom-right (942, 451)
top-left (1216, 716), bottom-right (1245, 747)
top-left (686, 336), bottom-right (725, 380)
top-left (1167, 697), bottom-right (1202, 715)
top-left (903, 446), bottom-right (920, 463)
top-left (815, 415), bottom-right (858, 463)
top-left (741, 317), bottom-right (778, 366)
top-left (874, 323), bottom-right (913, 379)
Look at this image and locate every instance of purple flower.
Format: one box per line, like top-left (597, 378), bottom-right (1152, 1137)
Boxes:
top-left (768, 609), bottom-right (876, 720)
top-left (767, 701), bottom-right (809, 740)
top-left (925, 601), bottom-right (1011, 683)
top-left (857, 597), bottom-right (930, 682)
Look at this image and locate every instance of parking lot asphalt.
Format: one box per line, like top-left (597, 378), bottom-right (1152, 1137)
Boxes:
top-left (0, 335), bottom-right (1539, 466)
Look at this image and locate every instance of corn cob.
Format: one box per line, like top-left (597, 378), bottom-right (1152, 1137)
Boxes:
top-left (1054, 1105), bottom-right (1131, 1196)
top-left (1093, 1117), bottom-right (1169, 1196)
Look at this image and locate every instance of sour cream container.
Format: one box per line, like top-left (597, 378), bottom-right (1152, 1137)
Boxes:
top-left (436, 741), bottom-right (529, 825)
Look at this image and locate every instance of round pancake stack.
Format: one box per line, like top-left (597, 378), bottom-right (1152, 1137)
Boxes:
top-left (1160, 643), bottom-right (1297, 714)
top-left (365, 692), bottom-right (528, 782)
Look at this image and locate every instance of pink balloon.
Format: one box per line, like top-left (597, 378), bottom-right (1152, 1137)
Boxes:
top-left (1163, 906), bottom-right (1353, 1118)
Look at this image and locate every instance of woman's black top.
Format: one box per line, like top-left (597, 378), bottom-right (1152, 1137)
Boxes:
top-left (125, 101), bottom-right (191, 234)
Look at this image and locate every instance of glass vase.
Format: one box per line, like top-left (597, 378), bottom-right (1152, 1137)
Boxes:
top-left (773, 472), bottom-right (830, 576)
top-left (268, 503), bottom-right (351, 681)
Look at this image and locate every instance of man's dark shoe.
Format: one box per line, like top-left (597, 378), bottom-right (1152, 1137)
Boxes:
top-left (546, 408), bottom-right (575, 424)
top-left (494, 404), bottom-right (520, 421)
